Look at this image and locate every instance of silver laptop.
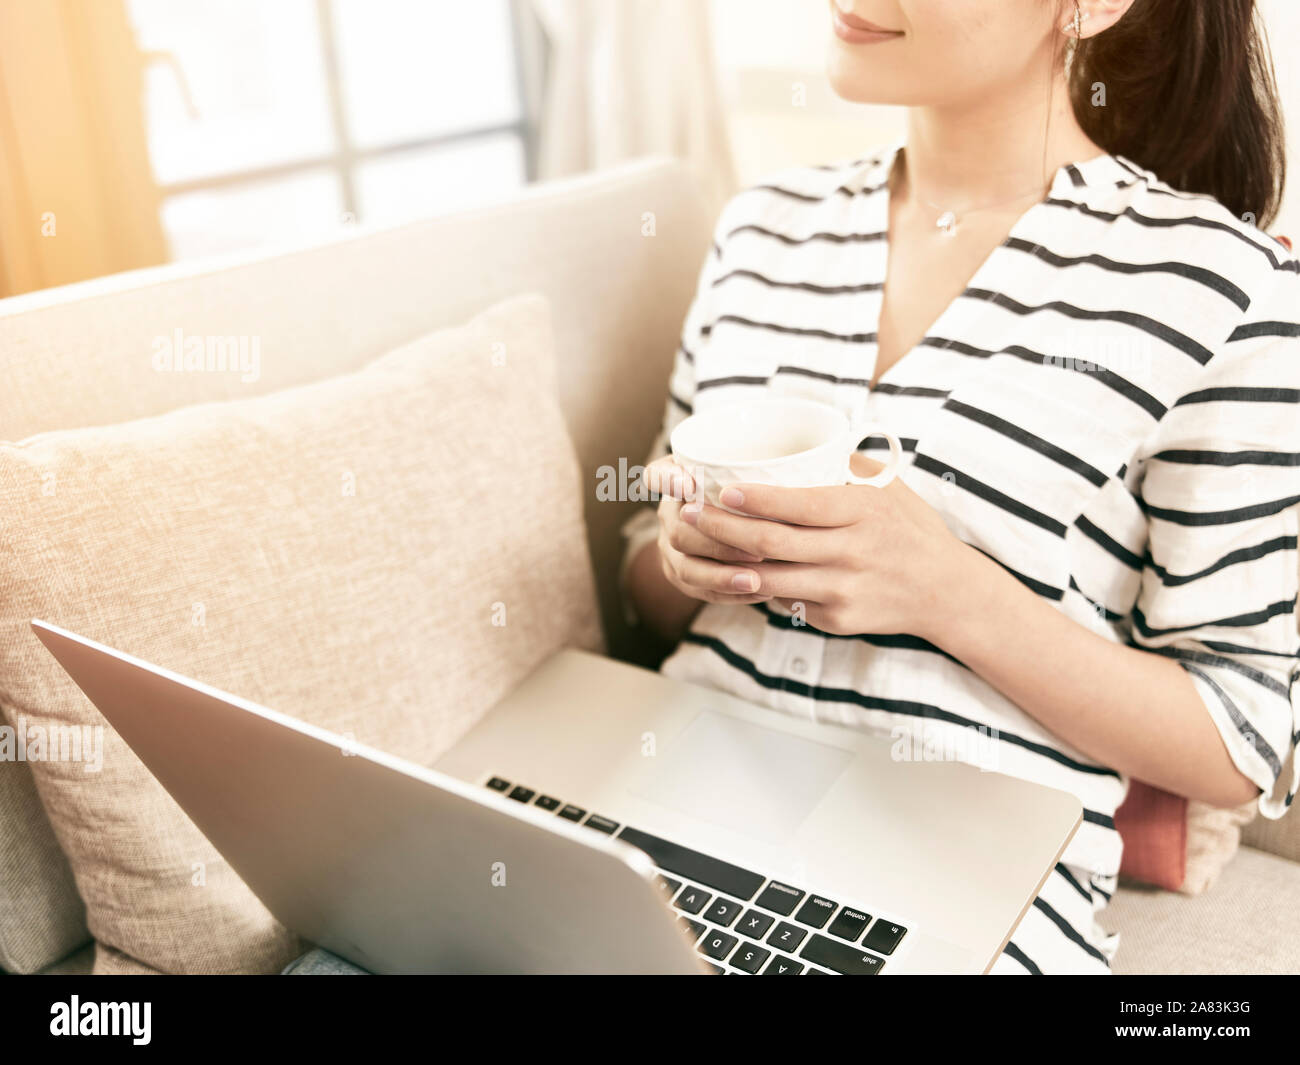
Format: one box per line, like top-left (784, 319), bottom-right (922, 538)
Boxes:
top-left (31, 618), bottom-right (1080, 975)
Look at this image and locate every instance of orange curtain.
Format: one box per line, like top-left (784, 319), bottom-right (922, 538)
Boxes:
top-left (0, 0), bottom-right (166, 296)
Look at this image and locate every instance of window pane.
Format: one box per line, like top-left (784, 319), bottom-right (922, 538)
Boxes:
top-left (127, 0), bottom-right (336, 185)
top-left (331, 0), bottom-right (521, 150)
top-left (160, 171), bottom-right (345, 260)
top-left (354, 135), bottom-right (525, 225)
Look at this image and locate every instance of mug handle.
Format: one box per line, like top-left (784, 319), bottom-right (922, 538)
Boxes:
top-left (846, 428), bottom-right (902, 488)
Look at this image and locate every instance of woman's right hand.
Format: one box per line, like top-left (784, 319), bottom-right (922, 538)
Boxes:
top-left (643, 457), bottom-right (772, 606)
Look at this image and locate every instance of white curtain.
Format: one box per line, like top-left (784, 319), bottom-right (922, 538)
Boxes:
top-left (530, 0), bottom-right (738, 215)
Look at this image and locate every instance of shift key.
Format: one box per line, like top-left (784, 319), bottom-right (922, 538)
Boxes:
top-left (800, 934), bottom-right (885, 975)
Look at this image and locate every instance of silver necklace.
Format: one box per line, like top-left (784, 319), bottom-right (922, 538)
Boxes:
top-left (919, 181), bottom-right (1052, 237)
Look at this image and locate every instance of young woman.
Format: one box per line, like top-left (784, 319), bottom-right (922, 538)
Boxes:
top-left (624, 0), bottom-right (1299, 973)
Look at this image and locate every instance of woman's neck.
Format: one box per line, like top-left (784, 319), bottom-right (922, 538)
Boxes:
top-left (899, 66), bottom-right (1103, 210)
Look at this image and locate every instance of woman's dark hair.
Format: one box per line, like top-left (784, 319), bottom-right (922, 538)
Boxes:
top-left (1066, 0), bottom-right (1287, 228)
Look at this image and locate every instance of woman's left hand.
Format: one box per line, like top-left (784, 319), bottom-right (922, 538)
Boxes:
top-left (680, 455), bottom-right (967, 639)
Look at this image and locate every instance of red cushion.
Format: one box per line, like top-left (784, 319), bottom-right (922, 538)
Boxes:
top-left (1114, 780), bottom-right (1187, 890)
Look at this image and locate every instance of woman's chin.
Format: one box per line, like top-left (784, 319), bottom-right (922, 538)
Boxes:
top-left (826, 56), bottom-right (908, 106)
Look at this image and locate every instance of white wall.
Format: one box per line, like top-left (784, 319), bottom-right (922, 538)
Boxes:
top-left (712, 0), bottom-right (1299, 237)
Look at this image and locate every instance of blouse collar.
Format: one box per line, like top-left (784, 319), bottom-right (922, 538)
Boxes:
top-left (847, 141), bottom-right (1140, 202)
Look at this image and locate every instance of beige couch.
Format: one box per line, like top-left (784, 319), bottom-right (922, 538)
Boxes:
top-left (1, 158), bottom-right (1297, 975)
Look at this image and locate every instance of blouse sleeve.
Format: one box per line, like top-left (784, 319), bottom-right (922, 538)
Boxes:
top-left (1130, 269), bottom-right (1300, 818)
top-left (617, 220), bottom-right (728, 610)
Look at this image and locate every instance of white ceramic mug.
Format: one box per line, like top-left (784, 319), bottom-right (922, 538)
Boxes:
top-left (669, 395), bottom-right (903, 510)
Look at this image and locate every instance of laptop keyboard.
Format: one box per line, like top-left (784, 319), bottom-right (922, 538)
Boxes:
top-left (485, 776), bottom-right (906, 975)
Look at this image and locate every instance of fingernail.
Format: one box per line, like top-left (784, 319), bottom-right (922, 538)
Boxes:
top-left (681, 502), bottom-right (701, 524)
top-left (732, 572), bottom-right (758, 593)
top-left (720, 487), bottom-right (744, 508)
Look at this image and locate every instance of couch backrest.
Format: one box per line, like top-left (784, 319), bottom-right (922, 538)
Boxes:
top-left (1, 156), bottom-right (709, 652)
top-left (0, 158), bottom-right (711, 970)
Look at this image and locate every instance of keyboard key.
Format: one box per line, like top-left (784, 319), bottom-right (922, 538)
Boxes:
top-left (794, 895), bottom-right (837, 929)
top-left (486, 777), bottom-right (510, 792)
top-left (827, 907), bottom-right (871, 942)
top-left (863, 920), bottom-right (907, 956)
top-left (674, 886), bottom-right (712, 915)
top-left (800, 934), bottom-right (885, 975)
top-left (678, 917), bottom-right (706, 941)
top-left (766, 922), bottom-right (808, 952)
top-left (507, 785), bottom-right (534, 803)
top-left (736, 909), bottom-right (775, 940)
top-left (583, 814), bottom-right (619, 834)
top-left (557, 804), bottom-right (585, 822)
top-left (762, 954), bottom-right (804, 975)
top-left (655, 874), bottom-right (682, 901)
top-left (616, 827), bottom-right (765, 901)
top-left (730, 941), bottom-right (771, 974)
top-left (534, 795), bottom-right (560, 811)
top-left (699, 930), bottom-right (739, 962)
top-left (705, 962), bottom-right (725, 975)
top-left (754, 881), bottom-right (804, 916)
top-left (805, 968), bottom-right (833, 975)
top-left (703, 897), bottom-right (743, 927)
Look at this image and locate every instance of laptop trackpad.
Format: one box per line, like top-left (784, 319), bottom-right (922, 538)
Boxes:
top-left (628, 710), bottom-right (854, 841)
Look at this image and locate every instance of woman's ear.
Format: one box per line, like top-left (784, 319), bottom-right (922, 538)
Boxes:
top-left (1068, 0), bottom-right (1138, 38)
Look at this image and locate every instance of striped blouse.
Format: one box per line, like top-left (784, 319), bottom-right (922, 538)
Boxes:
top-left (622, 144), bottom-right (1300, 972)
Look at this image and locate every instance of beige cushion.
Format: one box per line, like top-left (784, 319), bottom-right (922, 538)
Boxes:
top-left (37, 941), bottom-right (96, 975)
top-left (37, 942), bottom-right (158, 975)
top-left (91, 944), bottom-right (163, 975)
top-left (0, 294), bottom-right (603, 973)
top-left (0, 761), bottom-right (87, 972)
top-left (1108, 846), bottom-right (1300, 973)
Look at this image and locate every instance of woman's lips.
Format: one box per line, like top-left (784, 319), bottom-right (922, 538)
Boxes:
top-left (831, 4), bottom-right (904, 44)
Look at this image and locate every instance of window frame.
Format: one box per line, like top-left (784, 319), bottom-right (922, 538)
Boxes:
top-left (146, 0), bottom-right (543, 215)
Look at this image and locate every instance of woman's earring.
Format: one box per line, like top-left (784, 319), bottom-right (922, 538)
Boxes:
top-left (1067, 8), bottom-right (1090, 38)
